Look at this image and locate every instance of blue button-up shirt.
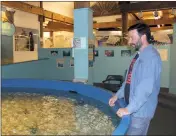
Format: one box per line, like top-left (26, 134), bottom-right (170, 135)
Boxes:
top-left (116, 45), bottom-right (162, 119)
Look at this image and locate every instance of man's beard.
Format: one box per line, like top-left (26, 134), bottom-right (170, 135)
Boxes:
top-left (128, 38), bottom-right (142, 55)
top-left (134, 38), bottom-right (142, 51)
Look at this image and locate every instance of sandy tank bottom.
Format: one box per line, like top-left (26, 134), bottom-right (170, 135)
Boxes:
top-left (2, 92), bottom-right (119, 135)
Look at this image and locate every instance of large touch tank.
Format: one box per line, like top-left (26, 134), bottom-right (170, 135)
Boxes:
top-left (2, 79), bottom-right (130, 135)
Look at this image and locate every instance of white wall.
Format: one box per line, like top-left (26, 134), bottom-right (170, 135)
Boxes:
top-left (95, 31), bottom-right (122, 36)
top-left (14, 10), bottom-right (40, 30)
top-left (53, 31), bottom-right (73, 48)
top-left (43, 31), bottom-right (73, 48)
top-left (13, 4), bottom-right (40, 63)
top-left (43, 2), bottom-right (74, 18)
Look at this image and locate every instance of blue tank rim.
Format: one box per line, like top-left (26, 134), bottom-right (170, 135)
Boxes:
top-left (1, 78), bottom-right (130, 135)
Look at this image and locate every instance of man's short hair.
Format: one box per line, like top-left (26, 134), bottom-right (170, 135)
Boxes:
top-left (128, 23), bottom-right (153, 43)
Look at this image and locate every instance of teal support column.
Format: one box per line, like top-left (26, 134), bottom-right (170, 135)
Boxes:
top-left (170, 22), bottom-right (176, 95)
top-left (73, 8), bottom-right (93, 83)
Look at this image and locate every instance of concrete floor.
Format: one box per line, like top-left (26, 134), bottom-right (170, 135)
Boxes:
top-left (148, 104), bottom-right (176, 135)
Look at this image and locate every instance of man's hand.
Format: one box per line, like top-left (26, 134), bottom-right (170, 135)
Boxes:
top-left (116, 108), bottom-right (130, 117)
top-left (109, 95), bottom-right (118, 107)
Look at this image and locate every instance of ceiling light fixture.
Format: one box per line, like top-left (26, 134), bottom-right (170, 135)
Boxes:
top-left (171, 8), bottom-right (176, 16)
top-left (153, 10), bottom-right (159, 20)
top-left (138, 11), bottom-right (143, 19)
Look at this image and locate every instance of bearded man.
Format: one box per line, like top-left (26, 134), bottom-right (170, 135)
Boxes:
top-left (109, 23), bottom-right (162, 135)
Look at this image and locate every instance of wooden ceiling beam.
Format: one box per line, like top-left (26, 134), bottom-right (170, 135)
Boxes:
top-left (93, 18), bottom-right (175, 29)
top-left (44, 27), bottom-right (73, 32)
top-left (1, 1), bottom-right (73, 24)
top-left (120, 1), bottom-right (176, 13)
top-left (93, 22), bottom-right (121, 29)
top-left (44, 26), bottom-right (172, 33)
top-left (150, 26), bottom-right (173, 32)
top-left (46, 21), bottom-right (73, 30)
top-left (132, 18), bottom-right (175, 26)
top-left (43, 27), bottom-right (51, 32)
top-left (131, 13), bottom-right (140, 20)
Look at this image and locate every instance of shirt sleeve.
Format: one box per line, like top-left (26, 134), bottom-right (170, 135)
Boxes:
top-left (126, 58), bottom-right (161, 114)
top-left (115, 81), bottom-right (125, 99)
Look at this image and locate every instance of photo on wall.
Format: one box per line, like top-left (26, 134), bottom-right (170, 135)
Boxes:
top-left (89, 60), bottom-right (93, 67)
top-left (105, 50), bottom-right (114, 57)
top-left (94, 50), bottom-right (99, 57)
top-left (72, 37), bottom-right (81, 48)
top-left (15, 27), bottom-right (38, 51)
top-left (51, 51), bottom-right (58, 56)
top-left (121, 50), bottom-right (131, 57)
top-left (63, 50), bottom-right (71, 57)
top-left (70, 59), bottom-right (74, 67)
top-left (56, 59), bottom-right (64, 68)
